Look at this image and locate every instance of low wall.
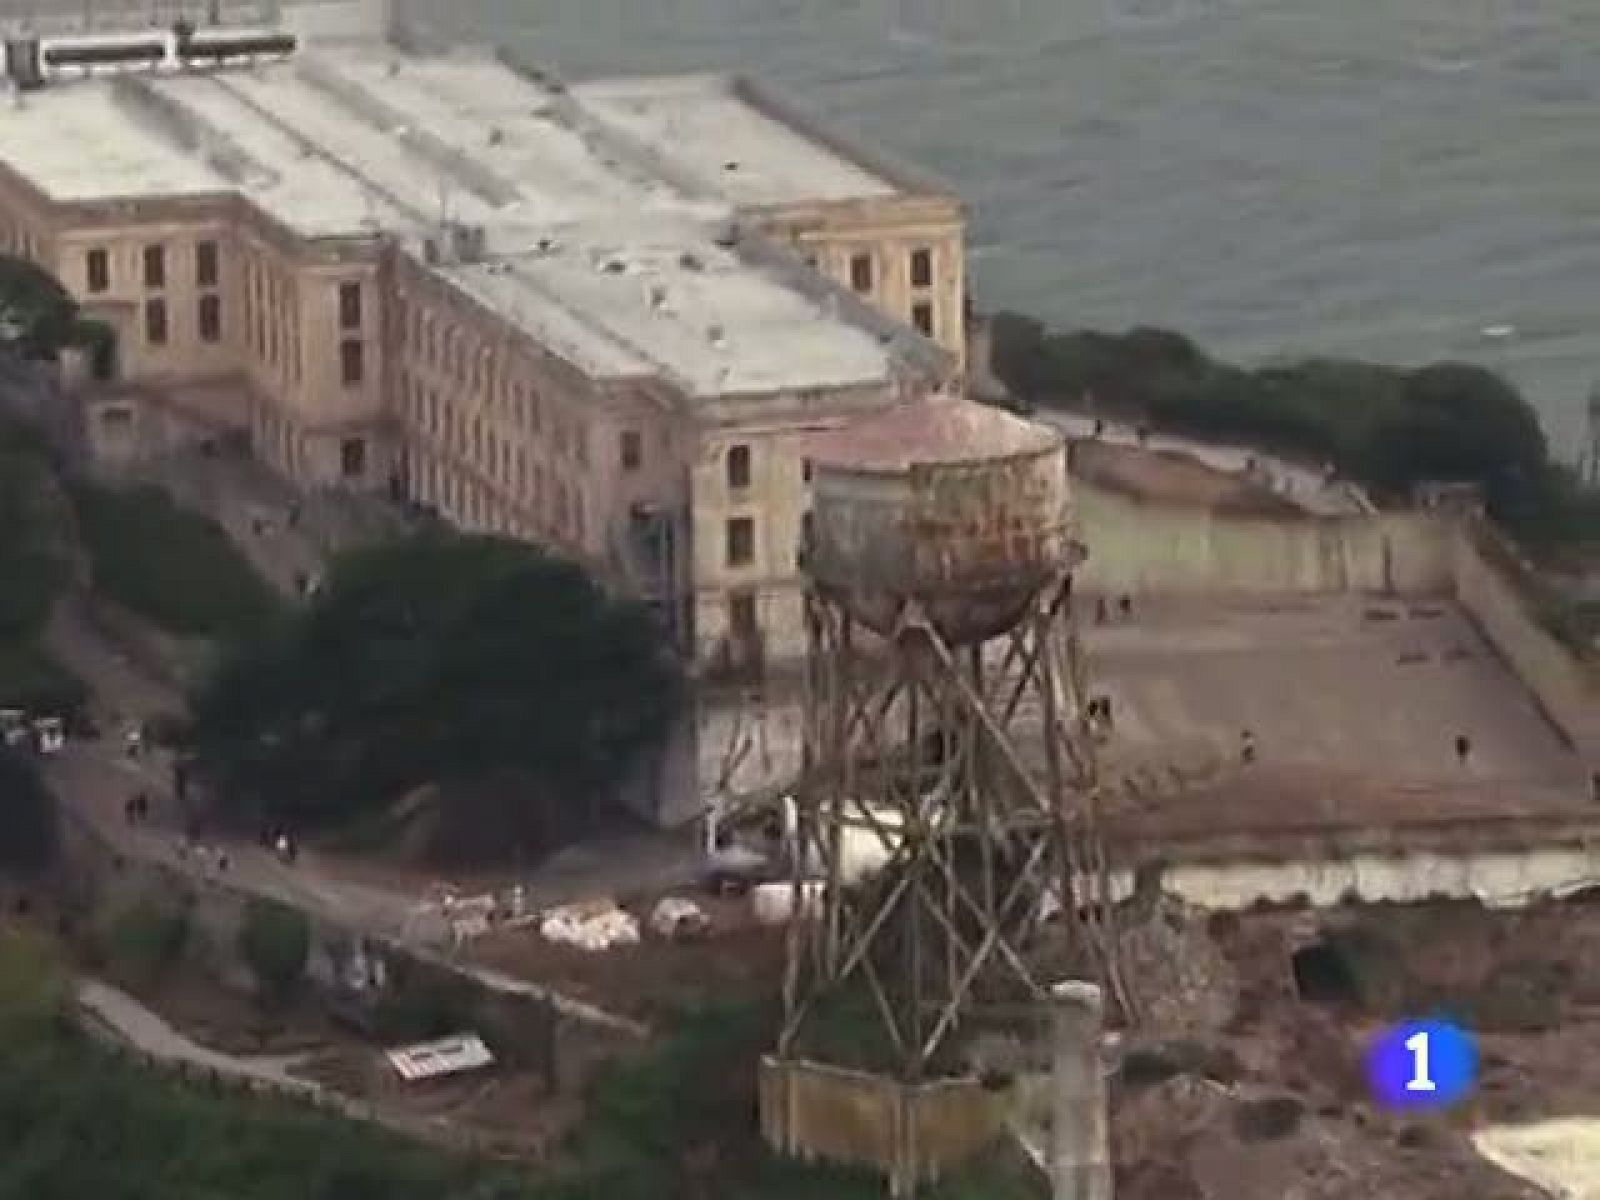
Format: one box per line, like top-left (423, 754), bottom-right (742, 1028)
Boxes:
top-left (759, 1057), bottom-right (1007, 1198)
top-left (1452, 520), bottom-right (1600, 759)
top-left (1129, 842), bottom-right (1600, 912)
top-left (1072, 479), bottom-right (1454, 596)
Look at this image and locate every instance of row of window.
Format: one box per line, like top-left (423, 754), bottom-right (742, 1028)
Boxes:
top-left (142, 293), bottom-right (223, 346)
top-left (396, 369), bottom-right (583, 544)
top-left (397, 298), bottom-right (590, 466)
top-left (846, 245), bottom-right (936, 294)
top-left (87, 240), bottom-right (218, 295)
top-left (409, 447), bottom-right (584, 545)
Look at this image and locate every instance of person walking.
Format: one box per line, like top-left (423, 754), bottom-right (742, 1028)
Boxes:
top-left (1455, 734), bottom-right (1472, 768)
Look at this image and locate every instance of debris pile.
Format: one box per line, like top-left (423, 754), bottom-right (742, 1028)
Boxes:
top-left (538, 901), bottom-right (640, 952)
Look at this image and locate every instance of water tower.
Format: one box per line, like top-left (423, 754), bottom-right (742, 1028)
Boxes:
top-left (763, 391), bottom-right (1123, 1194)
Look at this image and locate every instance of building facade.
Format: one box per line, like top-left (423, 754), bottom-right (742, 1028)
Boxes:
top-left (0, 29), bottom-right (965, 672)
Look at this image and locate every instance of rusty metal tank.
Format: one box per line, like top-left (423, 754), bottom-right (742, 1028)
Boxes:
top-left (803, 392), bottom-right (1078, 646)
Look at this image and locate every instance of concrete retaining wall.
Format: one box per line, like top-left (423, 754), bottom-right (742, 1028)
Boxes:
top-left (1072, 479), bottom-right (1455, 596)
top-left (1452, 521), bottom-right (1600, 759)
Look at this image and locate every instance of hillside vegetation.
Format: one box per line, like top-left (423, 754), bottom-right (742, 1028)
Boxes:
top-left (0, 927), bottom-right (528, 1200)
top-left (0, 418), bottom-right (82, 716)
top-left (70, 481), bottom-right (281, 642)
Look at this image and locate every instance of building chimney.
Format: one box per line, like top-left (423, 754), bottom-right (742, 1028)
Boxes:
top-left (1049, 981), bottom-right (1112, 1200)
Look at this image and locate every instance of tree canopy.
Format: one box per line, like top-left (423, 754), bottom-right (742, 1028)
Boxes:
top-left (987, 313), bottom-right (1596, 553)
top-left (187, 532), bottom-right (683, 848)
top-left (0, 747), bottom-right (59, 877)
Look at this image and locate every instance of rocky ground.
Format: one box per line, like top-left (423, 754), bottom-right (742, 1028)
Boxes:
top-left (1110, 896), bottom-right (1600, 1200)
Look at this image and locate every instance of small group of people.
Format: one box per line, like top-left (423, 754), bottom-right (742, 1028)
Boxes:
top-left (122, 791), bottom-right (152, 825)
top-left (1085, 695), bottom-right (1115, 733)
top-left (1094, 594), bottom-right (1135, 625)
top-left (176, 818), bottom-right (230, 875)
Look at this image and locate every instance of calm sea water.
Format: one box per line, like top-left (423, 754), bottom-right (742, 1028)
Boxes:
top-left (430, 0), bottom-right (1599, 456)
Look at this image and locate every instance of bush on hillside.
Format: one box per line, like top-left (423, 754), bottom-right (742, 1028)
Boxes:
top-left (105, 893), bottom-right (192, 983)
top-left (188, 531), bottom-right (682, 857)
top-left (238, 898), bottom-right (310, 1008)
top-left (988, 313), bottom-right (1595, 555)
top-left (0, 747), bottom-right (58, 877)
top-left (70, 482), bottom-right (280, 640)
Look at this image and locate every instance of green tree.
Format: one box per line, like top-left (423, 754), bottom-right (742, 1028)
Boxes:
top-left (189, 532), bottom-right (683, 851)
top-left (0, 746), bottom-right (58, 877)
top-left (0, 255), bottom-right (78, 361)
top-left (237, 898), bottom-right (310, 1007)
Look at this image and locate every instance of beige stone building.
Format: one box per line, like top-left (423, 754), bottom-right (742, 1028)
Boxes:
top-left (0, 26), bottom-right (965, 671)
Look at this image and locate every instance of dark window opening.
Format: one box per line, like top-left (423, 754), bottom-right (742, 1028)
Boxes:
top-left (340, 437), bottom-right (366, 478)
top-left (910, 246), bottom-right (933, 288)
top-left (849, 253), bottom-right (873, 293)
top-left (340, 339), bottom-right (364, 386)
top-left (726, 516), bottom-right (755, 567)
top-left (620, 429), bottom-right (642, 472)
top-left (142, 243), bottom-right (165, 289)
top-left (196, 240), bottom-right (218, 287)
top-left (338, 282), bottom-right (362, 331)
top-left (86, 247), bottom-right (109, 294)
top-left (727, 444), bottom-right (751, 489)
top-left (143, 297), bottom-right (167, 346)
top-left (912, 301), bottom-right (934, 338)
top-left (197, 293), bottom-right (221, 343)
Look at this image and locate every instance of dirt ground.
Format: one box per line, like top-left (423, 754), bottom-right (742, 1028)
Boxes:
top-left (468, 890), bottom-right (787, 1023)
top-left (1112, 897), bottom-right (1600, 1200)
top-left (1070, 439), bottom-right (1300, 514)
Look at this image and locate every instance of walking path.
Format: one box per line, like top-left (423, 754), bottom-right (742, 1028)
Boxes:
top-left (1036, 409), bottom-right (1375, 517)
top-left (77, 978), bottom-right (315, 1093)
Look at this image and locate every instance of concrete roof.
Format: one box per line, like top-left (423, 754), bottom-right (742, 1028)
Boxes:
top-left (0, 48), bottom-right (904, 395)
top-left (572, 72), bottom-right (900, 207)
top-left (442, 216), bottom-right (894, 396)
top-left (0, 84), bottom-right (223, 202)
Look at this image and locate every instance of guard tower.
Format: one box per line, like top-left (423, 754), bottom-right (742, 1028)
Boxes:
top-left (762, 391), bottom-right (1122, 1195)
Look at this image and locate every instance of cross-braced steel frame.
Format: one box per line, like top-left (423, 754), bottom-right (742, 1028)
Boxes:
top-left (777, 569), bottom-right (1130, 1081)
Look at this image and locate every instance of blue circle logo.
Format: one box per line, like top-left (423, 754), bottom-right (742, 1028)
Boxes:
top-left (1366, 1019), bottom-right (1477, 1111)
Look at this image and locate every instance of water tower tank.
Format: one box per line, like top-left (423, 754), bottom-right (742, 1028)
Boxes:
top-left (804, 393), bottom-right (1078, 646)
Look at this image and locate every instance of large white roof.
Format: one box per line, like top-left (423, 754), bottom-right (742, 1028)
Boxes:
top-left (0, 48), bottom-right (902, 395)
top-left (572, 72), bottom-right (901, 207)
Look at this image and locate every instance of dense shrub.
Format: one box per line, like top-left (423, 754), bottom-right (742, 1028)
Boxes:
top-left (70, 482), bottom-right (280, 640)
top-left (237, 898), bottom-right (310, 1007)
top-left (105, 894), bottom-right (191, 982)
top-left (0, 747), bottom-right (58, 876)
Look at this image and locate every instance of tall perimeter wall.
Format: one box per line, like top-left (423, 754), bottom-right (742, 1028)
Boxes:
top-left (1073, 479), bottom-right (1454, 596)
